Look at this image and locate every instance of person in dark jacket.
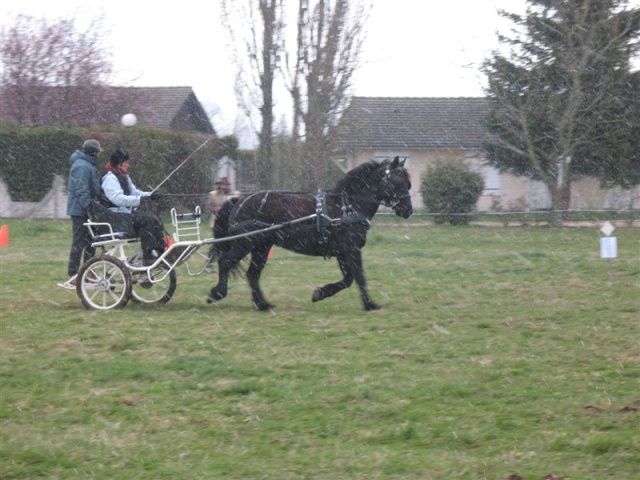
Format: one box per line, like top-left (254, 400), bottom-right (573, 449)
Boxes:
top-left (101, 147), bottom-right (166, 266)
top-left (63, 139), bottom-right (102, 286)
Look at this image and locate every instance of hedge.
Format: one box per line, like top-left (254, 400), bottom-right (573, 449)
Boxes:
top-left (0, 126), bottom-right (220, 209)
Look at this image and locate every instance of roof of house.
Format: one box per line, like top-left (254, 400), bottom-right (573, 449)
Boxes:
top-left (334, 97), bottom-right (490, 150)
top-left (0, 85), bottom-right (215, 134)
top-left (112, 86), bottom-right (214, 133)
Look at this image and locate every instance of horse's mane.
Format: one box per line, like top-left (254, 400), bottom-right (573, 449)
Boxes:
top-left (333, 160), bottom-right (386, 193)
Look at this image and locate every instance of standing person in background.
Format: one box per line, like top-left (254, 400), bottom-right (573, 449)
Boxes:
top-left (205, 178), bottom-right (231, 272)
top-left (207, 178), bottom-right (231, 229)
top-left (62, 139), bottom-right (103, 287)
top-left (101, 147), bottom-right (166, 266)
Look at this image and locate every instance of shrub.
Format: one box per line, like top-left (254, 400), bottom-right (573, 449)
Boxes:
top-left (420, 162), bottom-right (484, 225)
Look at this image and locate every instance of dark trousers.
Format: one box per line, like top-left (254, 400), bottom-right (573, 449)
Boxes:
top-left (68, 215), bottom-right (95, 276)
top-left (131, 211), bottom-right (166, 253)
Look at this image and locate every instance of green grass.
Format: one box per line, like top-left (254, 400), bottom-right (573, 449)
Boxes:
top-left (1, 218), bottom-right (638, 479)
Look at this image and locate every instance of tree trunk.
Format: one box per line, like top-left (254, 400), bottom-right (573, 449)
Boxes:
top-left (549, 182), bottom-right (571, 226)
top-left (301, 124), bottom-right (327, 191)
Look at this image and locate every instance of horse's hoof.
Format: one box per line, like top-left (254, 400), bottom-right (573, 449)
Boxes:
top-left (312, 288), bottom-right (323, 302)
top-left (254, 302), bottom-right (275, 312)
top-left (364, 302), bottom-right (381, 311)
top-left (207, 288), bottom-right (227, 303)
top-left (207, 291), bottom-right (223, 304)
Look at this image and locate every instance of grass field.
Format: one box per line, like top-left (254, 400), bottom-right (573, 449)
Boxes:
top-left (0, 217), bottom-right (638, 479)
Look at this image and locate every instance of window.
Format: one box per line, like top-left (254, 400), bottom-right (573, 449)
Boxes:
top-left (467, 155), bottom-right (500, 195)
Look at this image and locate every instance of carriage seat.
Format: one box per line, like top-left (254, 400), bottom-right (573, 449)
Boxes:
top-left (86, 201), bottom-right (137, 242)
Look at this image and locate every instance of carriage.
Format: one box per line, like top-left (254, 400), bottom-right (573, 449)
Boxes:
top-left (59, 203), bottom-right (207, 310)
top-left (61, 157), bottom-right (413, 311)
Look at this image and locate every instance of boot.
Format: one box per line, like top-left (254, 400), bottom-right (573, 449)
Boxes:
top-left (143, 249), bottom-right (158, 266)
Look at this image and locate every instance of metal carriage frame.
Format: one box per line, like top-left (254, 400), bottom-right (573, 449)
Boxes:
top-left (68, 206), bottom-right (207, 310)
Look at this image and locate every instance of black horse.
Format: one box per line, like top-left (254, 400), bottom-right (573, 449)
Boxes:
top-left (207, 156), bottom-right (413, 311)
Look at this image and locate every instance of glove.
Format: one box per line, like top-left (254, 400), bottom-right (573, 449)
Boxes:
top-left (139, 196), bottom-right (153, 206)
top-left (150, 192), bottom-right (165, 201)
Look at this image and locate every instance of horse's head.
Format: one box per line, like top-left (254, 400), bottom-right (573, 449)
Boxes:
top-left (379, 156), bottom-right (413, 218)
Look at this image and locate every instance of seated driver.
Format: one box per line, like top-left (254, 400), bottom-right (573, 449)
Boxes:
top-left (101, 148), bottom-right (166, 266)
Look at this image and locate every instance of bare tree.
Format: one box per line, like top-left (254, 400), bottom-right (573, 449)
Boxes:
top-left (220, 0), bottom-right (286, 189)
top-left (220, 0), bottom-right (369, 190)
top-left (289, 0), bottom-right (370, 190)
top-left (0, 14), bottom-right (113, 126)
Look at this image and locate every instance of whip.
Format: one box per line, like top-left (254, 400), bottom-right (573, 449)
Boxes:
top-left (151, 137), bottom-right (213, 193)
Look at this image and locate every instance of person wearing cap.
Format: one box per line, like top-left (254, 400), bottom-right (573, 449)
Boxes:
top-left (205, 178), bottom-right (231, 271)
top-left (101, 147), bottom-right (166, 266)
top-left (64, 139), bottom-right (103, 285)
top-left (207, 178), bottom-right (231, 227)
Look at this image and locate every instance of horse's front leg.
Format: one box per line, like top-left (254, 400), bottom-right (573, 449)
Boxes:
top-left (348, 249), bottom-right (380, 311)
top-left (312, 256), bottom-right (353, 303)
top-left (247, 243), bottom-right (274, 311)
top-left (351, 249), bottom-right (380, 311)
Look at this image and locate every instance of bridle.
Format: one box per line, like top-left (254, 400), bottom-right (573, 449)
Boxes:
top-left (384, 193), bottom-right (412, 210)
top-left (381, 166), bottom-right (411, 211)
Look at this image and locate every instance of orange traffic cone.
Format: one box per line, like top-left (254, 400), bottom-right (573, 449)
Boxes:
top-left (0, 224), bottom-right (8, 247)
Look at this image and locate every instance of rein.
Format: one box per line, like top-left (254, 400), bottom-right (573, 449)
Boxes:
top-left (204, 213), bottom-right (318, 245)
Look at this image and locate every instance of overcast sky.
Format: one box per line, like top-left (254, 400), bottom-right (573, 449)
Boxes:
top-left (2, 0), bottom-right (638, 138)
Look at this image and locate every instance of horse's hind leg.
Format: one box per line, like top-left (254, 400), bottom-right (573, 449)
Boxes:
top-left (247, 244), bottom-right (273, 311)
top-left (312, 256), bottom-right (354, 303)
top-left (207, 244), bottom-right (245, 304)
top-left (207, 261), bottom-right (230, 303)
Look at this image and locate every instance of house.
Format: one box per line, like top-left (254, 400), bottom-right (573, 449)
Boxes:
top-left (334, 97), bottom-right (638, 211)
top-left (0, 85), bottom-right (215, 133)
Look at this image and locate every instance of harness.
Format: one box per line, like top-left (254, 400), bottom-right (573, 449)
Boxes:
top-left (229, 192), bottom-right (275, 233)
top-left (227, 190), bottom-right (371, 258)
top-left (314, 191), bottom-right (371, 258)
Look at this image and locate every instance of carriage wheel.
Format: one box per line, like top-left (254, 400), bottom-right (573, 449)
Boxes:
top-left (76, 256), bottom-right (132, 310)
top-left (130, 264), bottom-right (177, 305)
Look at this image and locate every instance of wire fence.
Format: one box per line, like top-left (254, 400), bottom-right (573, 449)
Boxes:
top-left (158, 193), bottom-right (639, 226)
top-left (376, 208), bottom-right (640, 226)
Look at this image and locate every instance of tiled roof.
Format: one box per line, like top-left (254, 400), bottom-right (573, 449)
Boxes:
top-left (0, 85), bottom-right (215, 134)
top-left (335, 97), bottom-right (490, 150)
top-left (113, 86), bottom-right (213, 132)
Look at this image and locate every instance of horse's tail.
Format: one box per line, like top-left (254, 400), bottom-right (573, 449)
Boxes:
top-left (211, 196), bottom-right (239, 256)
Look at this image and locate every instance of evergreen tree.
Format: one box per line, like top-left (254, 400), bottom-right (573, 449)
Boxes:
top-left (482, 0), bottom-right (640, 224)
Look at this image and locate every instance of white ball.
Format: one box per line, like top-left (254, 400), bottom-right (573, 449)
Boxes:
top-left (121, 113), bottom-right (137, 127)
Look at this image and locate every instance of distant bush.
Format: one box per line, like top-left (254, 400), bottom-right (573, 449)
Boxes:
top-left (0, 128), bottom-right (81, 201)
top-left (420, 162), bottom-right (484, 225)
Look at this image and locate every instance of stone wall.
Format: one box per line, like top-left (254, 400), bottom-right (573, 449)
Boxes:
top-left (0, 175), bottom-right (68, 219)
